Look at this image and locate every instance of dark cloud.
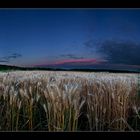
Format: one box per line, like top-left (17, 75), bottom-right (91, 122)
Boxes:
top-left (0, 57), bottom-right (10, 63)
top-left (98, 40), bottom-right (140, 65)
top-left (83, 39), bottom-right (105, 56)
top-left (7, 53), bottom-right (22, 59)
top-left (0, 53), bottom-right (22, 63)
top-left (0, 60), bottom-right (9, 63)
top-left (59, 54), bottom-right (84, 59)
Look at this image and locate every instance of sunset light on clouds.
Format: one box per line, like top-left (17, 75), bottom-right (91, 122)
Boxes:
top-left (34, 58), bottom-right (107, 67)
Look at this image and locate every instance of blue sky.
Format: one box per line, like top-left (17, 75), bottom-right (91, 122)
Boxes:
top-left (0, 9), bottom-right (140, 70)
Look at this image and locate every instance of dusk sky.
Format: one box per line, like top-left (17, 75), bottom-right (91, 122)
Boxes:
top-left (0, 9), bottom-right (140, 70)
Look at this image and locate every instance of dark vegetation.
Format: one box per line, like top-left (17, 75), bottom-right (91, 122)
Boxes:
top-left (0, 64), bottom-right (139, 73)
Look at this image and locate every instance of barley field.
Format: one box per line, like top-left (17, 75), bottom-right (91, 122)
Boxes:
top-left (0, 71), bottom-right (140, 131)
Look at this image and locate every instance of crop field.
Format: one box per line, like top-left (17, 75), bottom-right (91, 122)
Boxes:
top-left (0, 71), bottom-right (140, 131)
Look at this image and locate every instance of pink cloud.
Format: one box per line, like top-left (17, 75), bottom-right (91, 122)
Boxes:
top-left (33, 58), bottom-right (107, 67)
top-left (53, 59), bottom-right (105, 65)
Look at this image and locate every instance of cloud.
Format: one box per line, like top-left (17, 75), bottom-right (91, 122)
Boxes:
top-left (98, 40), bottom-right (140, 66)
top-left (34, 58), bottom-right (107, 67)
top-left (0, 57), bottom-right (10, 63)
top-left (59, 54), bottom-right (84, 59)
top-left (83, 39), bottom-right (140, 67)
top-left (0, 53), bottom-right (22, 63)
top-left (6, 53), bottom-right (22, 59)
top-left (53, 59), bottom-right (100, 65)
top-left (0, 60), bottom-right (9, 63)
top-left (83, 39), bottom-right (106, 57)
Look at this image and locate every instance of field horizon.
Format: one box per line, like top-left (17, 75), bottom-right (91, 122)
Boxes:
top-left (0, 64), bottom-right (139, 73)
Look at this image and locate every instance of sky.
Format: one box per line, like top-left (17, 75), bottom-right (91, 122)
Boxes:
top-left (0, 9), bottom-right (140, 70)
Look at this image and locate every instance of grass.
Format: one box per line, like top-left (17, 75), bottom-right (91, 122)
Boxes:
top-left (0, 71), bottom-right (139, 131)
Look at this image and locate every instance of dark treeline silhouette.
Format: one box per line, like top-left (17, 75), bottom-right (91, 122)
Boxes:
top-left (0, 64), bottom-right (140, 73)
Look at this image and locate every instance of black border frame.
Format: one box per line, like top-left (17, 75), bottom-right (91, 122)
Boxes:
top-left (0, 0), bottom-right (140, 8)
top-left (0, 0), bottom-right (140, 139)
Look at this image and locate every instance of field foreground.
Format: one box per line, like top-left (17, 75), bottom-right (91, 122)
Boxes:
top-left (0, 71), bottom-right (140, 131)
